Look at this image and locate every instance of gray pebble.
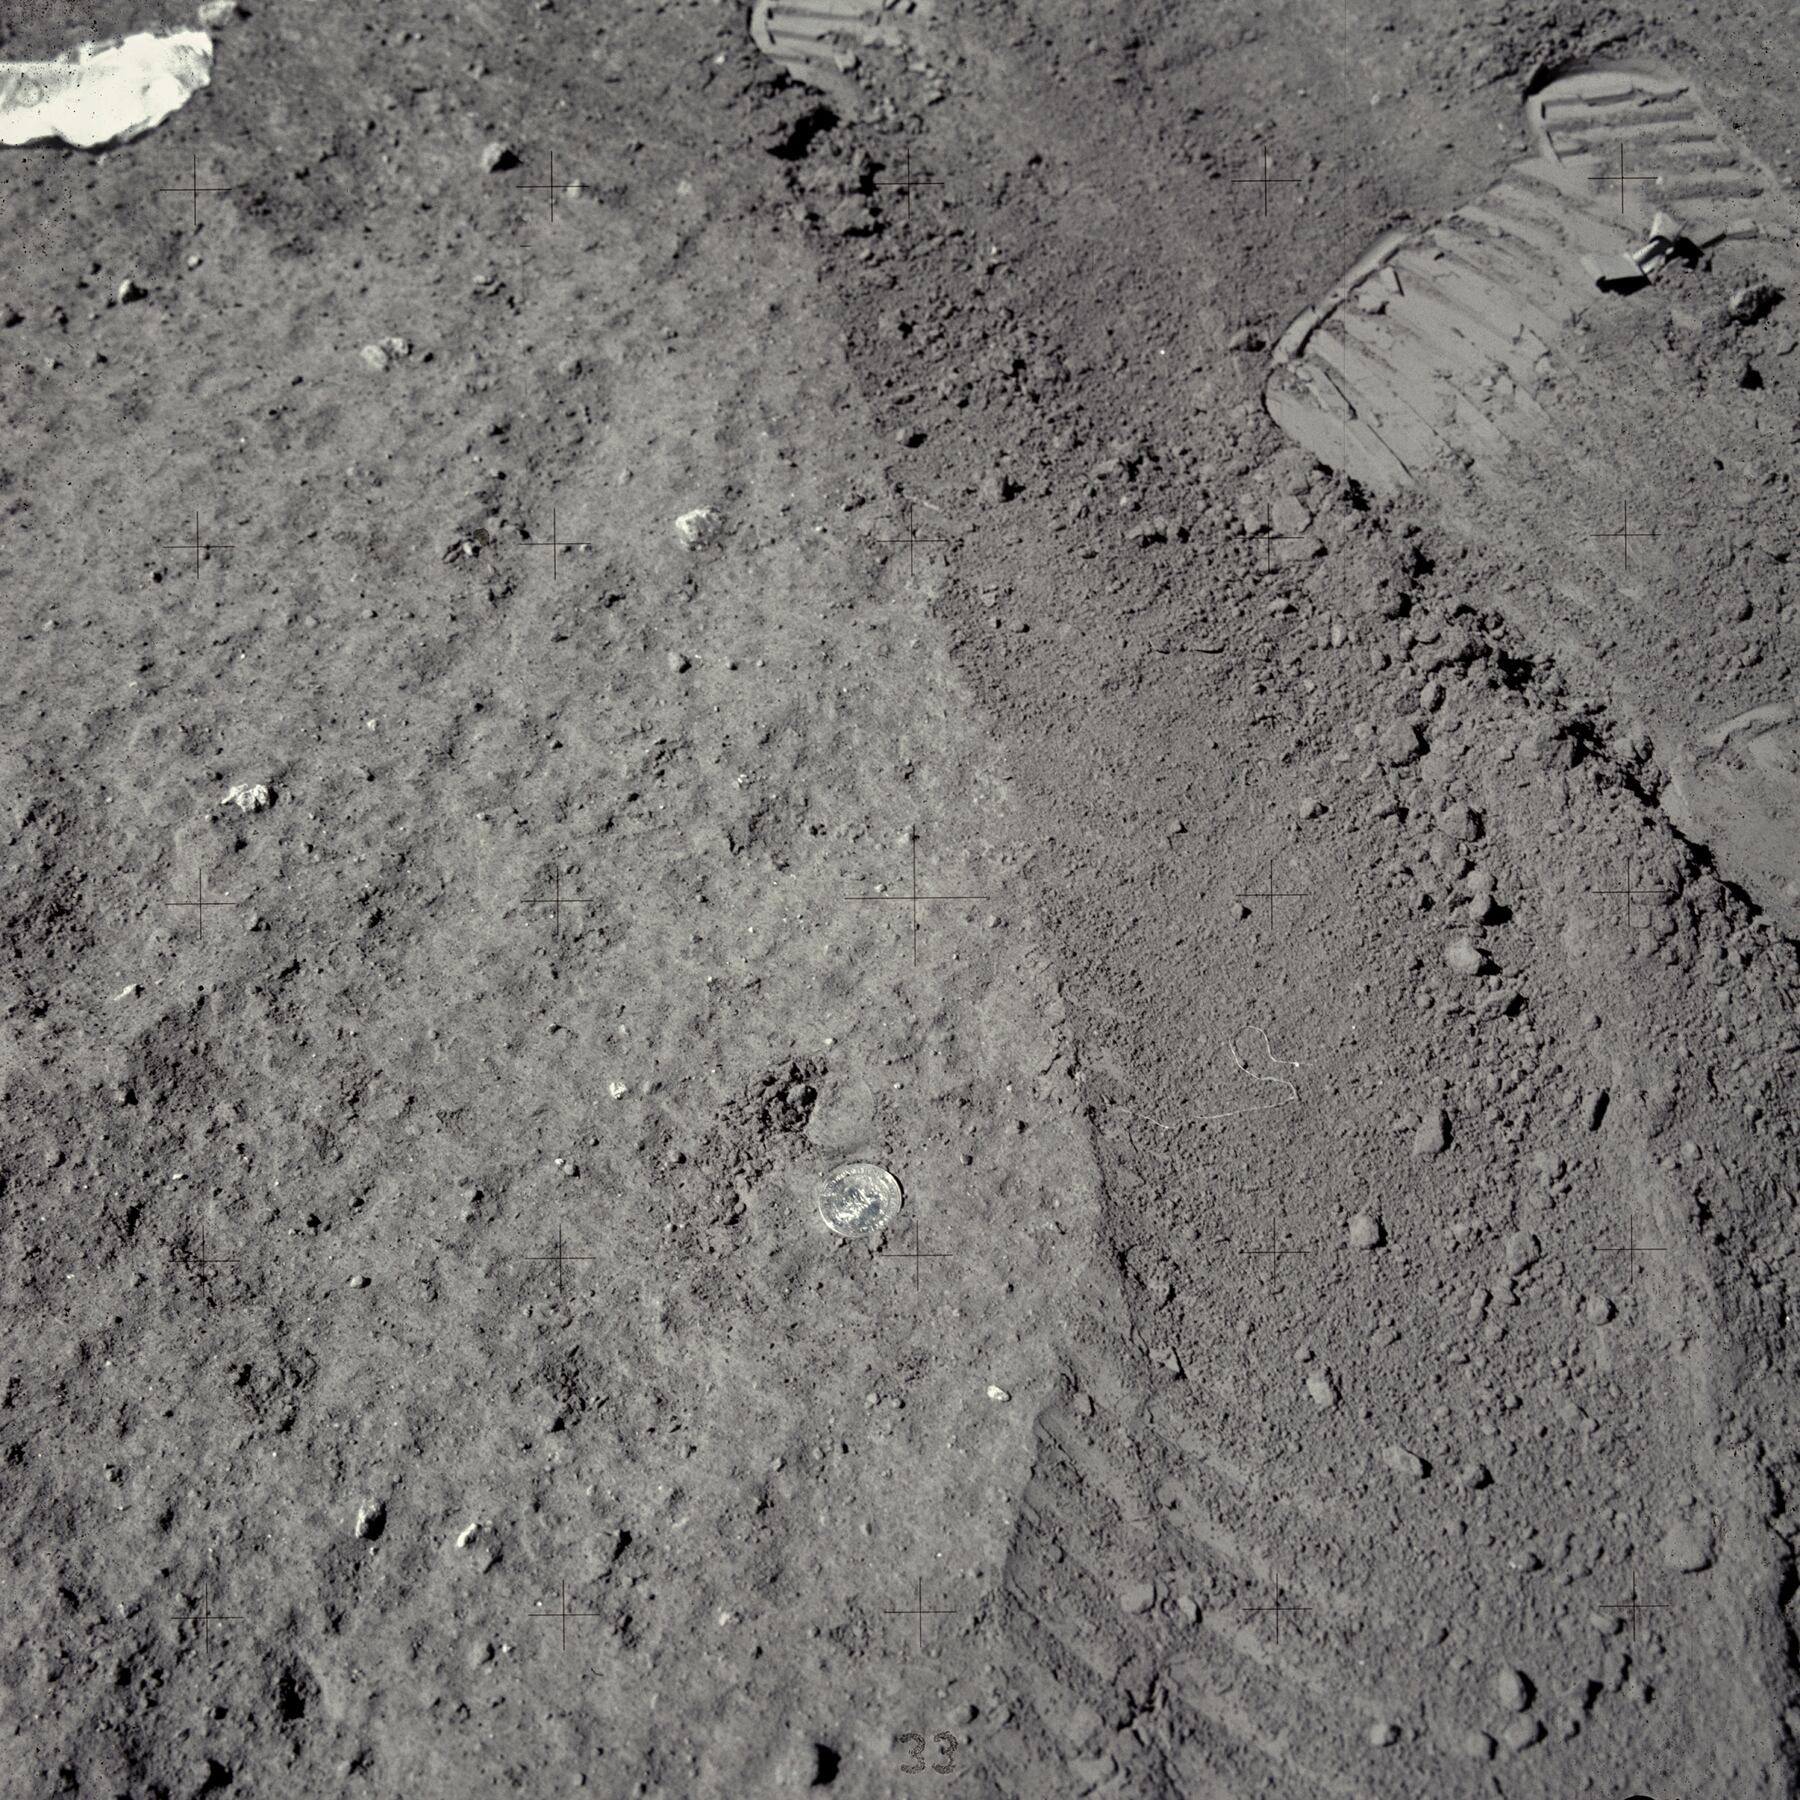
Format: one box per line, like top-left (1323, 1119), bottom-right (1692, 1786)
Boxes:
top-left (1502, 1232), bottom-right (1540, 1277)
top-left (1443, 938), bottom-right (1484, 975)
top-left (1498, 1715), bottom-right (1543, 1753)
top-left (1412, 1108), bottom-right (1449, 1159)
top-left (1659, 1522), bottom-right (1713, 1571)
top-left (1347, 1212), bottom-right (1383, 1249)
top-left (1381, 1444), bottom-right (1427, 1479)
top-left (1380, 719), bottom-right (1423, 766)
top-left (1493, 1667), bottom-right (1530, 1712)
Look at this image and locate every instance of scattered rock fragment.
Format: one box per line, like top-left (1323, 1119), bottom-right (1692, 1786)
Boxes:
top-left (1499, 1715), bottom-right (1543, 1754)
top-left (355, 1500), bottom-right (386, 1540)
top-left (1658, 1521), bottom-right (1713, 1571)
top-left (1305, 1369), bottom-right (1339, 1410)
top-left (115, 278), bottom-right (144, 305)
top-left (481, 141), bottom-right (519, 173)
top-left (1502, 1231), bottom-right (1540, 1277)
top-left (675, 507), bottom-right (720, 548)
top-left (1443, 937), bottom-right (1485, 976)
top-left (359, 336), bottom-right (412, 371)
top-left (1118, 1580), bottom-right (1155, 1616)
top-left (1381, 1444), bottom-right (1427, 1479)
top-left (1727, 282), bottom-right (1779, 324)
top-left (1380, 719), bottom-right (1423, 766)
top-left (1347, 1212), bottom-right (1383, 1249)
top-left (221, 781), bottom-right (271, 812)
top-left (1411, 1108), bottom-right (1449, 1159)
top-left (1493, 1667), bottom-right (1531, 1713)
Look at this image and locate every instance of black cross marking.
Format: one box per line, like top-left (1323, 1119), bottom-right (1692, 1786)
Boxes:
top-left (1233, 857), bottom-right (1306, 936)
top-left (155, 153), bottom-right (237, 230)
top-left (873, 146), bottom-right (944, 221)
top-left (510, 1224), bottom-right (595, 1296)
top-left (1253, 498), bottom-right (1308, 571)
top-left (155, 511), bottom-right (235, 578)
top-left (1240, 1560), bottom-right (1311, 1644)
top-left (1591, 1206), bottom-right (1667, 1293)
top-left (1600, 1577), bottom-right (1668, 1643)
top-left (880, 1576), bottom-right (962, 1651)
top-left (525, 869), bottom-right (595, 935)
top-left (1594, 499), bottom-right (1657, 570)
top-left (848, 827), bottom-right (989, 967)
top-left (879, 1220), bottom-right (950, 1293)
top-left (174, 1218), bottom-right (235, 1278)
top-left (523, 1578), bottom-right (602, 1651)
top-left (1228, 146), bottom-right (1302, 215)
top-left (515, 154), bottom-right (587, 223)
top-left (166, 871), bottom-right (243, 938)
top-left (518, 506), bottom-right (592, 582)
top-left (176, 1576), bottom-right (246, 1640)
top-left (875, 501), bottom-right (958, 581)
top-left (1589, 860), bottom-right (1675, 929)
top-left (1238, 1226), bottom-right (1317, 1276)
top-left (1602, 144), bottom-right (1660, 214)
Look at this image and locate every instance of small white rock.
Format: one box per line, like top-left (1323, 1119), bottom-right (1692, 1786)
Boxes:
top-left (221, 781), bottom-right (271, 812)
top-left (987, 1385), bottom-right (1010, 1402)
top-left (456, 1522), bottom-right (481, 1549)
top-left (675, 507), bottom-right (720, 548)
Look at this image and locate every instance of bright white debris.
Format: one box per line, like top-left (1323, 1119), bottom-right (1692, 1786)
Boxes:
top-left (987, 1385), bottom-right (1010, 1402)
top-left (221, 782), bottom-right (271, 812)
top-left (359, 336), bottom-right (412, 372)
top-left (0, 30), bottom-right (213, 150)
top-left (675, 507), bottom-right (721, 548)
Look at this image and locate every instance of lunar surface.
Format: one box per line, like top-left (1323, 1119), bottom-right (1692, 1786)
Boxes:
top-left (3, 2), bottom-right (1797, 1797)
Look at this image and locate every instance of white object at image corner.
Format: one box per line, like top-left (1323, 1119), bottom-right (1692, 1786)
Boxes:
top-left (0, 30), bottom-right (214, 151)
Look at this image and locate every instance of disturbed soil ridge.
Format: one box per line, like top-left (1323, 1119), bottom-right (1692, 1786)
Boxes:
top-left (749, 9), bottom-right (1800, 1796)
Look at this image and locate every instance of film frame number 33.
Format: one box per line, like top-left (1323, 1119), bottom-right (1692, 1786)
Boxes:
top-left (897, 1730), bottom-right (958, 1774)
